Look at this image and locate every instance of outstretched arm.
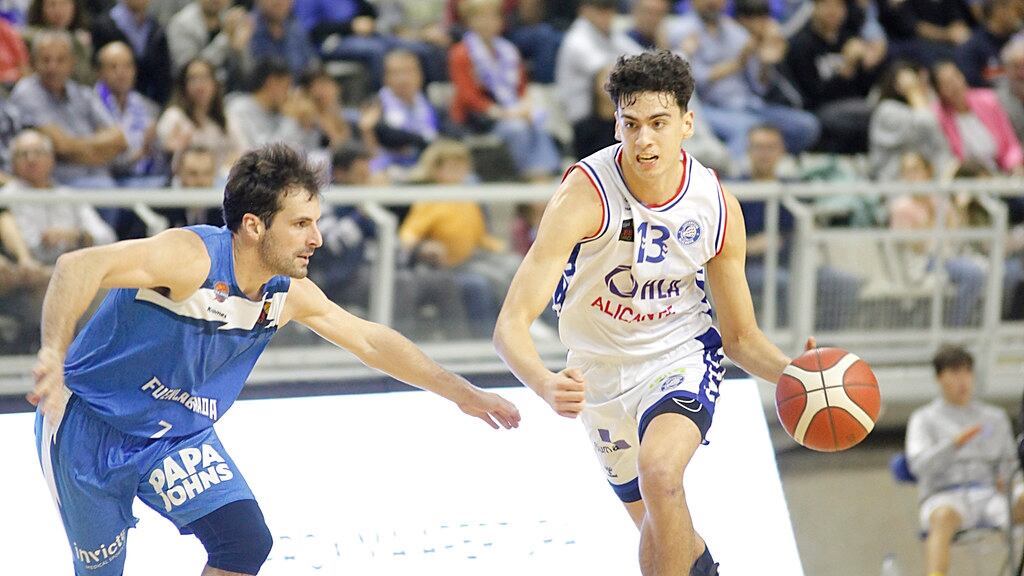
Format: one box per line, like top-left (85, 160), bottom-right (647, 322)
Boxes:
top-left (283, 278), bottom-right (520, 429)
top-left (493, 168), bottom-right (603, 418)
top-left (706, 189), bottom-right (810, 384)
top-left (30, 229), bottom-right (211, 416)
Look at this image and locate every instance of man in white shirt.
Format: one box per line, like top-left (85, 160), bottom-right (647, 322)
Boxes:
top-left (906, 344), bottom-right (1024, 576)
top-left (5, 129), bottom-right (116, 265)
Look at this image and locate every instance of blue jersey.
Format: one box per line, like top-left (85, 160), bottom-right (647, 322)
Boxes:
top-left (64, 226), bottom-right (290, 439)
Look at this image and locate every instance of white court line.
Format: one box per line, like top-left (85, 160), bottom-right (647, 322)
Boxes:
top-left (0, 379), bottom-right (803, 575)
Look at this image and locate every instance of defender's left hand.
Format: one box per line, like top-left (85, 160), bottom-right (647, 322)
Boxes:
top-left (458, 389), bottom-right (521, 430)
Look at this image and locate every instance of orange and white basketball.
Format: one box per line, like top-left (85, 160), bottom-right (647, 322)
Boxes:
top-left (775, 348), bottom-right (881, 452)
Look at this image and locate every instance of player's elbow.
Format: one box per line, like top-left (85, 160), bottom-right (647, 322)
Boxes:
top-left (492, 310), bottom-right (525, 352)
top-left (719, 328), bottom-right (757, 363)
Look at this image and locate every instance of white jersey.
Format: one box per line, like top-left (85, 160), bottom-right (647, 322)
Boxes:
top-left (554, 144), bottom-right (727, 362)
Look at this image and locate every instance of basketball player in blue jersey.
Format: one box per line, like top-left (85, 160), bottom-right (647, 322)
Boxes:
top-left (494, 50), bottom-right (814, 576)
top-left (28, 144), bottom-right (521, 576)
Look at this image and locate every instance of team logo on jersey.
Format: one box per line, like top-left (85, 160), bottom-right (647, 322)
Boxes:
top-left (677, 220), bottom-right (701, 245)
top-left (618, 219), bottom-right (634, 242)
top-left (657, 370), bottom-right (688, 392)
top-left (213, 281), bottom-right (230, 302)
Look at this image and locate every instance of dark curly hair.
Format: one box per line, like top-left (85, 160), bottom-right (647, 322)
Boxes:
top-left (605, 50), bottom-right (694, 113)
top-left (223, 144), bottom-right (323, 232)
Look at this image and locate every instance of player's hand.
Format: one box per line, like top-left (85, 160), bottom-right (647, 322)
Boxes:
top-left (804, 337), bottom-right (817, 351)
top-left (28, 346), bottom-right (66, 421)
top-left (457, 388), bottom-right (521, 430)
top-left (538, 368), bottom-right (586, 419)
top-left (954, 424), bottom-right (983, 448)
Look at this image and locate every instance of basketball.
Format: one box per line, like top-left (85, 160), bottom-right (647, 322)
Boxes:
top-left (776, 348), bottom-right (881, 452)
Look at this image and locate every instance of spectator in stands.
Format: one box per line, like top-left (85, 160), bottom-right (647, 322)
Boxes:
top-left (449, 0), bottom-right (561, 181)
top-left (90, 0), bottom-right (172, 104)
top-left (149, 0), bottom-right (192, 27)
top-left (906, 344), bottom-right (1024, 576)
top-left (870, 61), bottom-right (954, 181)
top-left (891, 151), bottom-right (991, 326)
top-left (572, 64), bottom-right (616, 158)
top-left (0, 205), bottom-right (50, 353)
top-left (735, 124), bottom-right (861, 328)
top-left (9, 31), bottom-right (126, 188)
top-left (0, 207), bottom-right (49, 294)
top-left (0, 0), bottom-right (28, 25)
top-left (250, 0), bottom-right (319, 80)
top-left (628, 0), bottom-right (672, 49)
top-left (676, 0), bottom-right (821, 157)
top-left (556, 0), bottom-right (642, 144)
top-left (375, 0), bottom-right (452, 59)
top-left (932, 59), bottom-right (1024, 175)
top-left (293, 0), bottom-right (444, 89)
top-left (786, 0), bottom-right (886, 153)
top-left (298, 67), bottom-right (354, 150)
top-left (877, 0), bottom-right (974, 66)
top-left (313, 141), bottom-right (469, 339)
top-left (225, 58), bottom-right (319, 152)
top-left (173, 142), bottom-right (218, 190)
top-left (400, 139), bottom-right (521, 338)
top-left (373, 48), bottom-right (440, 170)
top-left (166, 0), bottom-right (254, 90)
top-left (0, 92), bottom-right (25, 178)
top-left (998, 39), bottom-right (1024, 143)
top-left (3, 129), bottom-right (115, 264)
top-left (154, 142), bottom-right (222, 229)
top-left (0, 17), bottom-right (30, 87)
top-left (95, 41), bottom-right (167, 186)
top-left (502, 0), bottom-right (564, 84)
top-left (955, 0), bottom-right (1022, 88)
top-left (23, 0), bottom-right (95, 84)
top-left (157, 57), bottom-right (238, 172)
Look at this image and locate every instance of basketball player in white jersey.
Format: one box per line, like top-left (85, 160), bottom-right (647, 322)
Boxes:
top-left (494, 50), bottom-right (814, 575)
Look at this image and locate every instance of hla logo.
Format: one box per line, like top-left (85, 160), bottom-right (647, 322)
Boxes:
top-left (148, 444), bottom-right (233, 512)
top-left (74, 528), bottom-right (127, 569)
top-left (604, 265), bottom-right (683, 301)
top-left (593, 428), bottom-right (631, 454)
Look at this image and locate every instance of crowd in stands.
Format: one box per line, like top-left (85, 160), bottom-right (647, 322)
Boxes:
top-left (0, 0), bottom-right (1022, 350)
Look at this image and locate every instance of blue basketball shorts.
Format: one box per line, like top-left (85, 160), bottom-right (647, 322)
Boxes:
top-left (34, 389), bottom-right (255, 575)
top-left (568, 328), bottom-right (725, 503)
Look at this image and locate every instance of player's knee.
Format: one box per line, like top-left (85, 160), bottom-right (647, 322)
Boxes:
top-left (928, 506), bottom-right (962, 531)
top-left (190, 499), bottom-right (273, 574)
top-left (637, 458), bottom-right (685, 499)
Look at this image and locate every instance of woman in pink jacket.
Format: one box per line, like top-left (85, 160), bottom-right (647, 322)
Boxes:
top-left (932, 60), bottom-right (1024, 175)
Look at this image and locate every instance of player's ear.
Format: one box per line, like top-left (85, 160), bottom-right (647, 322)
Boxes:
top-left (680, 108), bottom-right (695, 141)
top-left (240, 213), bottom-right (263, 239)
top-left (614, 109), bottom-right (622, 142)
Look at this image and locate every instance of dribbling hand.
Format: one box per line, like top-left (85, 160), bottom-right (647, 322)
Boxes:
top-left (539, 368), bottom-right (586, 419)
top-left (458, 388), bottom-right (521, 430)
top-left (28, 347), bottom-right (66, 422)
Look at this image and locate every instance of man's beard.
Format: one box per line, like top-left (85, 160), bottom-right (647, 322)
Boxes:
top-left (258, 234), bottom-right (308, 279)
